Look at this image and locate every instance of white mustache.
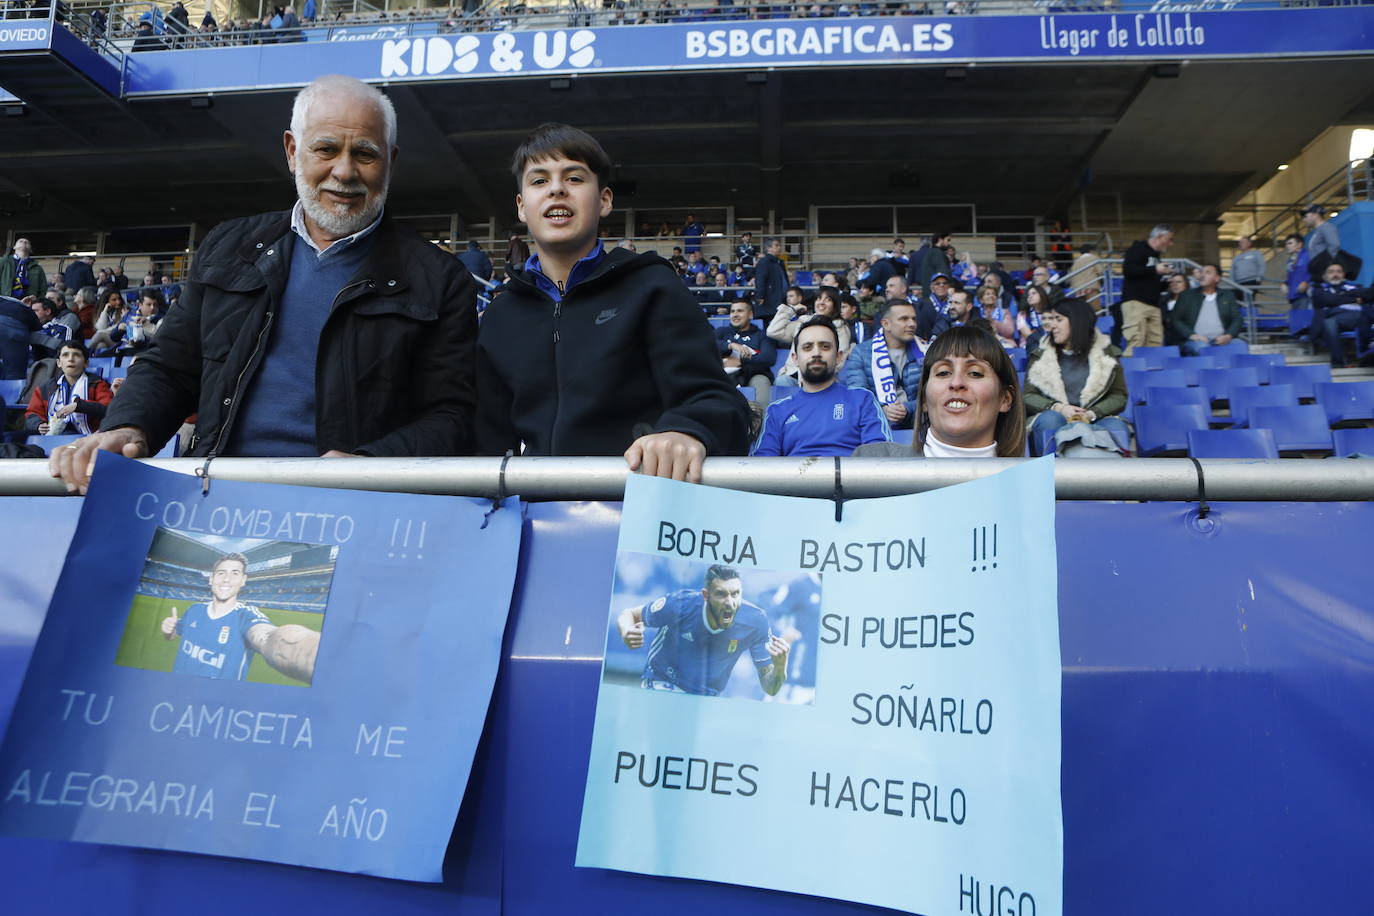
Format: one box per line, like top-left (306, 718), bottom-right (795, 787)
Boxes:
top-left (317, 181), bottom-right (367, 197)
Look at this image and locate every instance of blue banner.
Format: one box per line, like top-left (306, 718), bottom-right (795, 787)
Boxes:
top-left (0, 453), bottom-right (521, 881)
top-left (119, 7), bottom-right (1374, 96)
top-left (577, 464), bottom-right (1062, 915)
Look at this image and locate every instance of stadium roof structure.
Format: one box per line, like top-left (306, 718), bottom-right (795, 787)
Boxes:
top-left (2, 45), bottom-right (1373, 234)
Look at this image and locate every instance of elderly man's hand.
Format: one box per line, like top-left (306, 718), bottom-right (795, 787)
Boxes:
top-left (624, 431), bottom-right (706, 484)
top-left (48, 427), bottom-right (149, 494)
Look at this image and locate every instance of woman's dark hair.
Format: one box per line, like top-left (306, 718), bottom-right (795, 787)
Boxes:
top-left (1021, 284), bottom-right (1052, 312)
top-left (510, 123), bottom-right (612, 190)
top-left (813, 285), bottom-right (840, 316)
top-left (914, 325), bottom-right (1025, 459)
top-left (1044, 297), bottom-right (1097, 354)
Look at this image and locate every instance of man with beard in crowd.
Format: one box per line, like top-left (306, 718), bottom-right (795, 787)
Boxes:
top-left (50, 74), bottom-right (478, 493)
top-left (752, 316), bottom-right (889, 457)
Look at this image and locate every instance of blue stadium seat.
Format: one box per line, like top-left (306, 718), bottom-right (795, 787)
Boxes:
top-left (1197, 367), bottom-right (1261, 406)
top-left (737, 386), bottom-right (754, 401)
top-left (1270, 364), bottom-right (1333, 402)
top-left (795, 270), bottom-right (815, 286)
top-left (1117, 356), bottom-right (1151, 375)
top-left (1143, 386), bottom-right (1212, 414)
top-left (1187, 428), bottom-right (1280, 459)
top-left (25, 434), bottom-right (81, 455)
top-left (1006, 348), bottom-right (1027, 372)
top-left (87, 356), bottom-right (115, 377)
top-left (772, 350), bottom-right (789, 372)
top-left (1095, 314), bottom-right (1115, 336)
top-left (0, 379), bottom-right (24, 408)
top-left (1288, 308), bottom-right (1313, 337)
top-left (1333, 428), bottom-right (1374, 457)
top-left (890, 429), bottom-right (914, 445)
top-left (1163, 354), bottom-right (1214, 385)
top-left (1315, 381), bottom-right (1374, 426)
top-left (1228, 353), bottom-right (1282, 384)
top-left (1228, 384), bottom-right (1296, 428)
top-left (707, 316), bottom-right (731, 329)
top-left (154, 437), bottom-right (180, 458)
top-left (1249, 405), bottom-right (1333, 455)
top-left (1134, 404), bottom-right (1210, 457)
top-left (1125, 368), bottom-right (1186, 404)
top-left (1131, 345), bottom-right (1179, 368)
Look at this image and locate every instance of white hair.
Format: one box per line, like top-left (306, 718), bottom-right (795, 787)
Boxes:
top-left (289, 74), bottom-right (396, 149)
top-left (1148, 224), bottom-right (1174, 240)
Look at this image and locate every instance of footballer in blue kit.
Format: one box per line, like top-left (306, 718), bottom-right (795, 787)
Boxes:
top-left (617, 564), bottom-right (790, 697)
top-left (161, 552), bottom-right (322, 684)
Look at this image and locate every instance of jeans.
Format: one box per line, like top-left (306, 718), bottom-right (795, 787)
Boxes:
top-left (1314, 308), bottom-right (1365, 367)
top-left (1181, 337), bottom-right (1249, 357)
top-left (1029, 409), bottom-right (1130, 457)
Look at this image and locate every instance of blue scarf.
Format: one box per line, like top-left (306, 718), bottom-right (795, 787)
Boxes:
top-left (10, 256), bottom-right (30, 297)
top-left (50, 374), bottom-right (94, 436)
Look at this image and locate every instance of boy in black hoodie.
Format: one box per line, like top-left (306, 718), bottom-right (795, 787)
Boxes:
top-left (475, 124), bottom-right (749, 482)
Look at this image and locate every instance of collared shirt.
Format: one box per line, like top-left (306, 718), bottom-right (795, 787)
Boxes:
top-left (289, 200), bottom-right (383, 259)
top-left (524, 241), bottom-right (606, 304)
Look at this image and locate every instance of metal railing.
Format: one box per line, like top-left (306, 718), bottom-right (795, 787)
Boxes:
top-left (1060, 256), bottom-right (1265, 342)
top-left (2, 456), bottom-right (1373, 500)
top-left (1232, 158), bottom-right (1374, 253)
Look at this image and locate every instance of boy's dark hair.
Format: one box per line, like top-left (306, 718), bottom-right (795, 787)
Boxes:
top-left (59, 339), bottom-right (88, 359)
top-left (510, 122), bottom-right (612, 189)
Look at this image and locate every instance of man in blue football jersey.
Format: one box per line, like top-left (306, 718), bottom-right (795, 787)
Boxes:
top-left (616, 564), bottom-right (789, 697)
top-left (160, 552), bottom-right (319, 684)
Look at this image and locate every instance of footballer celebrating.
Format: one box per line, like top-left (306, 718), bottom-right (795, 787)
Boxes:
top-left (161, 552), bottom-right (320, 684)
top-left (617, 564), bottom-right (790, 697)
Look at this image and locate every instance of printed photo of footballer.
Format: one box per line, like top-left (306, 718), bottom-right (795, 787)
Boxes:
top-left (602, 553), bottom-right (821, 704)
top-left (114, 528), bottom-right (338, 687)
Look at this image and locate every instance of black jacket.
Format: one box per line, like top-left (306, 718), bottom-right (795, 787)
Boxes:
top-left (475, 248), bottom-right (750, 458)
top-left (1120, 239), bottom-right (1164, 306)
top-left (754, 252), bottom-right (788, 319)
top-left (103, 211), bottom-right (478, 457)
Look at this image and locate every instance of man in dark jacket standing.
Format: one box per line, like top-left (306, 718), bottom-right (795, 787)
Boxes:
top-left (476, 123), bottom-right (748, 482)
top-left (753, 237), bottom-right (788, 322)
top-left (456, 240), bottom-right (493, 282)
top-left (1118, 224), bottom-right (1174, 355)
top-left (62, 256), bottom-right (96, 294)
top-left (51, 75), bottom-right (478, 493)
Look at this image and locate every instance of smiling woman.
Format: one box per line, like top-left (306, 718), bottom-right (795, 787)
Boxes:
top-left (853, 326), bottom-right (1025, 458)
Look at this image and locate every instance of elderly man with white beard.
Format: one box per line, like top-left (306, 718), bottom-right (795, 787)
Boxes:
top-left (51, 74), bottom-right (478, 492)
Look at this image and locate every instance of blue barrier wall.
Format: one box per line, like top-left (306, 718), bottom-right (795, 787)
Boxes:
top-left (1333, 200), bottom-right (1374, 287)
top-left (2, 496), bottom-right (1371, 914)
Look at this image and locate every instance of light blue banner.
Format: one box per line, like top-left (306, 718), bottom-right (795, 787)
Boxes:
top-left (0, 19), bottom-right (52, 51)
top-left (577, 462), bottom-right (1062, 915)
top-left (0, 453), bottom-right (521, 881)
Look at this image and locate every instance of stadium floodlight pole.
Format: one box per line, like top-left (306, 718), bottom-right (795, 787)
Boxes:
top-left (1, 458), bottom-right (1373, 501)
